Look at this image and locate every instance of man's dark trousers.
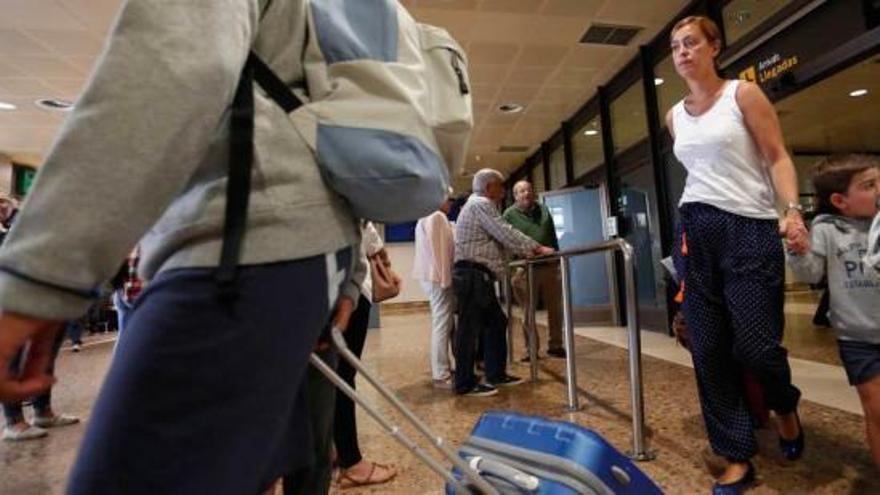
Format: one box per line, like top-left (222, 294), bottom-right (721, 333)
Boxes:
top-left (453, 262), bottom-right (507, 393)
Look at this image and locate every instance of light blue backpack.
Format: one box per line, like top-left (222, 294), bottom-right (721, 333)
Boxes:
top-left (217, 0), bottom-right (473, 287)
top-left (253, 0), bottom-right (472, 222)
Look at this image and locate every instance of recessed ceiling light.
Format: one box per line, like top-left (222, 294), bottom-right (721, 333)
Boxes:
top-left (498, 103), bottom-right (524, 114)
top-left (584, 129), bottom-right (599, 136)
top-left (849, 89), bottom-right (869, 97)
top-left (35, 98), bottom-right (74, 112)
top-left (0, 102), bottom-right (16, 111)
top-left (654, 78), bottom-right (665, 86)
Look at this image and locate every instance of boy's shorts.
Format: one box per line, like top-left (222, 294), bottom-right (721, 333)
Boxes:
top-left (838, 339), bottom-right (880, 386)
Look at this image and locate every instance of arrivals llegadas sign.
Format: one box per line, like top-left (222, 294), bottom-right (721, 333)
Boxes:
top-left (738, 53), bottom-right (800, 84)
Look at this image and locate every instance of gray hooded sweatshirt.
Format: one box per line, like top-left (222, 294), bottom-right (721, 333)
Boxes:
top-left (787, 214), bottom-right (880, 344)
top-left (0, 0), bottom-right (365, 320)
top-left (866, 212), bottom-right (880, 281)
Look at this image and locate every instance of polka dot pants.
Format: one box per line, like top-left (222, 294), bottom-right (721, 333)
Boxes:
top-left (674, 203), bottom-right (801, 462)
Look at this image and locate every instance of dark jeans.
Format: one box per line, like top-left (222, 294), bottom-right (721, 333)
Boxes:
top-left (67, 249), bottom-right (352, 495)
top-left (453, 263), bottom-right (508, 393)
top-left (283, 348), bottom-right (338, 495)
top-left (3, 327), bottom-right (66, 424)
top-left (333, 294), bottom-right (372, 469)
top-left (113, 290), bottom-right (134, 335)
top-left (67, 320), bottom-right (83, 346)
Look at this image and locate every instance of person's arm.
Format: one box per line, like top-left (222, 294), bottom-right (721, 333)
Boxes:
top-left (342, 245), bottom-right (368, 306)
top-left (665, 108), bottom-right (675, 140)
top-left (736, 81), bottom-right (807, 253)
top-left (0, 0), bottom-right (263, 402)
top-left (786, 224), bottom-right (828, 284)
top-left (501, 207), bottom-right (514, 224)
top-left (866, 212), bottom-right (880, 280)
top-left (427, 214), bottom-right (455, 289)
top-left (362, 222), bottom-right (384, 259)
top-left (0, 0), bottom-right (262, 321)
top-left (426, 213), bottom-right (447, 264)
top-left (474, 201), bottom-right (542, 257)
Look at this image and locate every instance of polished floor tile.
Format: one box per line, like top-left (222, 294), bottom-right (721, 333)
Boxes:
top-left (2, 314), bottom-right (877, 494)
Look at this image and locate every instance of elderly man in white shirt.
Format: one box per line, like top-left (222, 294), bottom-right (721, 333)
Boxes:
top-left (413, 197), bottom-right (456, 389)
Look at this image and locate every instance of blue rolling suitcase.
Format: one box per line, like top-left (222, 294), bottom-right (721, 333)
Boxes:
top-left (315, 327), bottom-right (661, 494)
top-left (447, 411), bottom-right (663, 494)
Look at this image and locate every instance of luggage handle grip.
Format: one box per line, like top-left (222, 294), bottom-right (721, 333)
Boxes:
top-left (467, 456), bottom-right (540, 492)
top-left (323, 327), bottom-right (499, 495)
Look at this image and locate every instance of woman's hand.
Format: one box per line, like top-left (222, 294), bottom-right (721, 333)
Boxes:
top-left (781, 210), bottom-right (809, 254)
top-left (333, 296), bottom-right (355, 332)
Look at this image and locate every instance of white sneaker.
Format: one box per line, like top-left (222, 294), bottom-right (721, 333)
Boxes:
top-left (32, 414), bottom-right (80, 428)
top-left (3, 424), bottom-right (48, 442)
top-left (71, 343), bottom-right (82, 353)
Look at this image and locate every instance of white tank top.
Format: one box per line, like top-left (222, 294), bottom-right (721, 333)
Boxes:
top-left (672, 80), bottom-right (778, 219)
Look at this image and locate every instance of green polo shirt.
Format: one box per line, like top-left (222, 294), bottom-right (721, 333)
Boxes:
top-left (502, 203), bottom-right (559, 250)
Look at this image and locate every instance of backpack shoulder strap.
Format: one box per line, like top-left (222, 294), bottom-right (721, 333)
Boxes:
top-left (250, 52), bottom-right (304, 113)
top-left (215, 53), bottom-right (307, 296)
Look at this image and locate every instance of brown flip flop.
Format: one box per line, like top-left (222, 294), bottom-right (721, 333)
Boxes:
top-left (337, 461), bottom-right (397, 489)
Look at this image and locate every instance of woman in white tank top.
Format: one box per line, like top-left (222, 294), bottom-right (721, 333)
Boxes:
top-left (666, 16), bottom-right (809, 494)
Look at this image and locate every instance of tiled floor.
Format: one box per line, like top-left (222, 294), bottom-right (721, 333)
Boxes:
top-left (1, 312), bottom-right (877, 494)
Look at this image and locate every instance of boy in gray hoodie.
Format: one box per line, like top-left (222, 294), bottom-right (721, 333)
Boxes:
top-left (787, 154), bottom-right (880, 467)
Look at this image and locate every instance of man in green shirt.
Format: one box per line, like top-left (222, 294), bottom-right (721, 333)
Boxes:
top-left (503, 180), bottom-right (565, 359)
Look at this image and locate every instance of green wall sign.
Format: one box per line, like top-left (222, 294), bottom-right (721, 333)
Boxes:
top-left (12, 165), bottom-right (36, 197)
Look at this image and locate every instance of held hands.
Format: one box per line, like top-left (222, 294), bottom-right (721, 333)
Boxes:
top-left (0, 312), bottom-right (61, 402)
top-left (781, 210), bottom-right (809, 255)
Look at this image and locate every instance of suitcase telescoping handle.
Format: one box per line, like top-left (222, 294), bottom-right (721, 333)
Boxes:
top-left (466, 457), bottom-right (540, 491)
top-left (309, 327), bottom-right (499, 495)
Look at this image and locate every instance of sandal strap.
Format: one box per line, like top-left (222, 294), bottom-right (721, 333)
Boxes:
top-left (337, 461), bottom-right (396, 488)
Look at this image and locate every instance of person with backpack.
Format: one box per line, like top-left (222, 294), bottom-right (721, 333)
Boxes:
top-left (0, 1), bottom-right (470, 493)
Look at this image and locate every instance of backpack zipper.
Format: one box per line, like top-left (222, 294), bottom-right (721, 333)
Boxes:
top-left (449, 50), bottom-right (470, 96)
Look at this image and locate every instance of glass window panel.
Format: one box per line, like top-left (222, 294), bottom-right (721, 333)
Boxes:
top-left (549, 146), bottom-right (566, 190)
top-left (572, 115), bottom-right (604, 179)
top-left (654, 54), bottom-right (689, 124)
top-left (532, 164), bottom-right (545, 193)
top-left (724, 0), bottom-right (792, 45)
top-left (619, 163), bottom-right (668, 331)
top-left (610, 80), bottom-right (649, 154)
top-left (663, 151), bottom-right (687, 227)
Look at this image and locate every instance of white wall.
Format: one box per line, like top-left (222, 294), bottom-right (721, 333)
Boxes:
top-left (384, 242), bottom-right (427, 303)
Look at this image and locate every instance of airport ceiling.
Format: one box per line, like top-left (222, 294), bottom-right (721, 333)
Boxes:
top-left (0, 0), bottom-right (688, 174)
top-left (1, 0), bottom-right (875, 188)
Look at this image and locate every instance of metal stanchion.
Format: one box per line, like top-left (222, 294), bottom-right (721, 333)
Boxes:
top-left (559, 257), bottom-right (580, 412)
top-left (504, 270), bottom-right (514, 364)
top-left (507, 239), bottom-right (654, 461)
top-left (620, 243), bottom-right (654, 461)
top-left (526, 263), bottom-right (539, 382)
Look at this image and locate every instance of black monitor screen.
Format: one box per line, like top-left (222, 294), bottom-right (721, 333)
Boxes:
top-left (867, 0), bottom-right (880, 28)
